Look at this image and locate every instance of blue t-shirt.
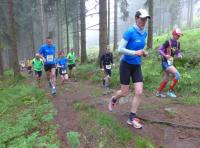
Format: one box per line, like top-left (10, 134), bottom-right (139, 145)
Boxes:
top-left (39, 44), bottom-right (56, 65)
top-left (121, 26), bottom-right (147, 65)
top-left (57, 57), bottom-right (68, 69)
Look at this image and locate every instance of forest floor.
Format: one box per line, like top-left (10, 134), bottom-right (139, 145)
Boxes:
top-left (40, 77), bottom-right (200, 148)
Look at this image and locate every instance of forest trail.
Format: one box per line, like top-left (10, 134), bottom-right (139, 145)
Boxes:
top-left (41, 78), bottom-right (200, 148)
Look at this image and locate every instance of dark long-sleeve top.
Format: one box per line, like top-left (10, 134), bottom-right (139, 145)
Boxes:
top-left (100, 52), bottom-right (113, 68)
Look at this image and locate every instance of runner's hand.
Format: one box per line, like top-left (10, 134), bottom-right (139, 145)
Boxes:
top-left (177, 54), bottom-right (183, 59)
top-left (143, 50), bottom-right (149, 57)
top-left (165, 55), bottom-right (171, 59)
top-left (135, 50), bottom-right (144, 56)
top-left (101, 68), bottom-right (104, 71)
top-left (42, 57), bottom-right (46, 62)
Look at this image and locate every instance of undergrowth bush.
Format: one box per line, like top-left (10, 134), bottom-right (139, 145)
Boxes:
top-left (0, 78), bottom-right (60, 147)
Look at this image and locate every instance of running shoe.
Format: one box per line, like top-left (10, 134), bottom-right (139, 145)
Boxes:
top-left (167, 90), bottom-right (176, 98)
top-left (48, 81), bottom-right (52, 88)
top-left (102, 79), bottom-right (106, 87)
top-left (156, 91), bottom-right (166, 98)
top-left (51, 87), bottom-right (56, 95)
top-left (108, 97), bottom-right (118, 112)
top-left (127, 118), bottom-right (143, 129)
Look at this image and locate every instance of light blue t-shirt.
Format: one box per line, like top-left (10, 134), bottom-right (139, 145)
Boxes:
top-left (39, 44), bottom-right (56, 65)
top-left (121, 25), bottom-right (147, 65)
top-left (57, 57), bottom-right (68, 69)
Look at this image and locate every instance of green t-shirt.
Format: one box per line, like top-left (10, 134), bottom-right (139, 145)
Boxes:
top-left (32, 58), bottom-right (44, 71)
top-left (67, 52), bottom-right (76, 65)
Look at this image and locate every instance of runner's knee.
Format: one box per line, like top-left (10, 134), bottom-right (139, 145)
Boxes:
top-left (175, 71), bottom-right (180, 80)
top-left (51, 73), bottom-right (56, 78)
top-left (135, 89), bottom-right (143, 96)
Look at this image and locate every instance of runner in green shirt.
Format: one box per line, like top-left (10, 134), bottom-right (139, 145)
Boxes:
top-left (67, 48), bottom-right (77, 81)
top-left (32, 53), bottom-right (44, 87)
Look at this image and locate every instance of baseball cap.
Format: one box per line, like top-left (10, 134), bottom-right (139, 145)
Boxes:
top-left (135, 9), bottom-right (151, 19)
top-left (172, 28), bottom-right (183, 36)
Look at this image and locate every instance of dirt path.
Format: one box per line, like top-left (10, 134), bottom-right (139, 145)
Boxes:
top-left (42, 80), bottom-right (200, 148)
top-left (43, 81), bottom-right (93, 148)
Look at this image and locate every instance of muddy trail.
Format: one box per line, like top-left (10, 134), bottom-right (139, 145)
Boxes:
top-left (40, 79), bottom-right (200, 148)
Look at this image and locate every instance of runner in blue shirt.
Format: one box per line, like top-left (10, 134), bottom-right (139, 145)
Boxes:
top-left (108, 9), bottom-right (150, 129)
top-left (57, 51), bottom-right (69, 85)
top-left (39, 37), bottom-right (57, 95)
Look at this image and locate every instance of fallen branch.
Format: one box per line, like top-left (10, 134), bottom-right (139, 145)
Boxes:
top-left (138, 117), bottom-right (200, 130)
top-left (119, 111), bottom-right (200, 130)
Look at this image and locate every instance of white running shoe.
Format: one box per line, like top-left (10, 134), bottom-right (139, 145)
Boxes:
top-left (127, 118), bottom-right (143, 129)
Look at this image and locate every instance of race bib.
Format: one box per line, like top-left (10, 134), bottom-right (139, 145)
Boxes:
top-left (47, 55), bottom-right (53, 62)
top-left (167, 57), bottom-right (173, 66)
top-left (62, 69), bottom-right (66, 74)
top-left (106, 65), bottom-right (111, 69)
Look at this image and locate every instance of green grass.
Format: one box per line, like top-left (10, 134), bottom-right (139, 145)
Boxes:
top-left (73, 101), bottom-right (155, 148)
top-left (0, 77), bottom-right (60, 147)
top-left (66, 131), bottom-right (80, 148)
top-left (179, 96), bottom-right (200, 105)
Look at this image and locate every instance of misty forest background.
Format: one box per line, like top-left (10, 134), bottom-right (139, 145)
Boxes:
top-left (0, 0), bottom-right (199, 77)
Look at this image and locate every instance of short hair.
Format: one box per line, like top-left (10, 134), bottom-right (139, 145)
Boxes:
top-left (46, 36), bottom-right (52, 40)
top-left (135, 11), bottom-right (142, 18)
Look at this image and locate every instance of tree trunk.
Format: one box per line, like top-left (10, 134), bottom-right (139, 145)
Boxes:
top-left (73, 21), bottom-right (76, 49)
top-left (158, 0), bottom-right (162, 35)
top-left (147, 0), bottom-right (153, 49)
top-left (189, 0), bottom-right (193, 28)
top-left (99, 0), bottom-right (108, 60)
top-left (40, 0), bottom-right (45, 42)
top-left (107, 0), bottom-right (110, 45)
top-left (0, 49), bottom-right (4, 76)
top-left (162, 9), bottom-right (165, 33)
top-left (76, 19), bottom-right (80, 56)
top-left (60, 2), bottom-right (64, 50)
top-left (73, 0), bottom-right (80, 56)
top-left (64, 0), bottom-right (70, 53)
top-left (60, 25), bottom-right (64, 49)
top-left (80, 0), bottom-right (87, 63)
top-left (113, 0), bottom-right (118, 51)
top-left (44, 10), bottom-right (49, 37)
top-left (187, 0), bottom-right (190, 27)
top-left (56, 0), bottom-right (61, 51)
top-left (8, 0), bottom-right (20, 77)
top-left (31, 13), bottom-right (35, 56)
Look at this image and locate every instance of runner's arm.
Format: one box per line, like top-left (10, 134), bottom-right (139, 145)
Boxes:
top-left (175, 42), bottom-right (182, 58)
top-left (118, 39), bottom-right (136, 55)
top-left (158, 41), bottom-right (171, 58)
top-left (38, 46), bottom-right (46, 62)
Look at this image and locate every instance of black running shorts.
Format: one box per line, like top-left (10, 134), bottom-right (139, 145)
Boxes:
top-left (35, 71), bottom-right (42, 77)
top-left (59, 68), bottom-right (67, 75)
top-left (120, 60), bottom-right (143, 85)
top-left (103, 66), bottom-right (111, 77)
top-left (68, 64), bottom-right (76, 70)
top-left (44, 64), bottom-right (56, 72)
